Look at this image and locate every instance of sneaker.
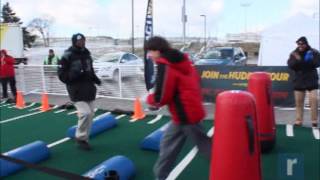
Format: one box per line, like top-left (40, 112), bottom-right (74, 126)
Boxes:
top-left (76, 139), bottom-right (92, 151)
top-left (6, 98), bottom-right (15, 103)
top-left (294, 120), bottom-right (303, 126)
top-left (1, 98), bottom-right (9, 103)
top-left (312, 122), bottom-right (318, 128)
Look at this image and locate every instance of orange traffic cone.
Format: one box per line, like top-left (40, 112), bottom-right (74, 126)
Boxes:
top-left (16, 91), bottom-right (25, 109)
top-left (131, 97), bottom-right (145, 120)
top-left (41, 92), bottom-right (50, 112)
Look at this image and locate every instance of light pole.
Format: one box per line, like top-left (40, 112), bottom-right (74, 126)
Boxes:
top-left (182, 0), bottom-right (187, 46)
top-left (200, 14), bottom-right (206, 51)
top-left (131, 0), bottom-right (135, 54)
top-left (240, 2), bottom-right (251, 34)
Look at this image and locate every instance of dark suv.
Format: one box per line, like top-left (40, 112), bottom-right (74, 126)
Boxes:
top-left (14, 57), bottom-right (28, 65)
top-left (195, 47), bottom-right (247, 66)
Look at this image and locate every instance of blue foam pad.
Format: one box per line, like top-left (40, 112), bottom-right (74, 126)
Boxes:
top-left (140, 128), bottom-right (164, 151)
top-left (67, 114), bottom-right (117, 138)
top-left (0, 141), bottom-right (50, 177)
top-left (83, 155), bottom-right (135, 180)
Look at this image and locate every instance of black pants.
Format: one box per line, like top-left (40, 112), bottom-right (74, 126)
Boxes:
top-left (1, 77), bottom-right (17, 99)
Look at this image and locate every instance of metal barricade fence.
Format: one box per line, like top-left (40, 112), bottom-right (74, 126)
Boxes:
top-left (5, 65), bottom-right (320, 104)
top-left (13, 65), bottom-right (149, 100)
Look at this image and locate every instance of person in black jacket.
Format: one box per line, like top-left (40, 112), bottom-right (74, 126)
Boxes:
top-left (287, 36), bottom-right (320, 127)
top-left (58, 33), bottom-right (101, 150)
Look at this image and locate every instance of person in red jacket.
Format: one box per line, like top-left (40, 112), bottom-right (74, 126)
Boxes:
top-left (0, 49), bottom-right (17, 102)
top-left (144, 36), bottom-right (211, 180)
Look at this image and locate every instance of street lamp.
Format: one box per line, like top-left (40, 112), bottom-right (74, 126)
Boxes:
top-left (131, 0), bottom-right (135, 54)
top-left (182, 0), bottom-right (187, 46)
top-left (240, 2), bottom-right (251, 34)
top-left (200, 14), bottom-right (206, 50)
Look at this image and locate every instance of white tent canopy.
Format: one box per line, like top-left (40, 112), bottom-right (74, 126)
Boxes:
top-left (258, 13), bottom-right (319, 66)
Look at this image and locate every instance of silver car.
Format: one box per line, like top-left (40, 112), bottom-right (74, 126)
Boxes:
top-left (93, 52), bottom-right (144, 81)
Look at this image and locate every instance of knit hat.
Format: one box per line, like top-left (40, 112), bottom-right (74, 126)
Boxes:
top-left (71, 33), bottom-right (86, 45)
top-left (296, 36), bottom-right (308, 45)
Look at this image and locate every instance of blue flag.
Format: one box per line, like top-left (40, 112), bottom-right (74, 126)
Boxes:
top-left (144, 0), bottom-right (154, 91)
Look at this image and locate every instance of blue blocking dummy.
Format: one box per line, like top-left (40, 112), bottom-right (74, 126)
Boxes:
top-left (67, 114), bottom-right (117, 138)
top-left (140, 123), bottom-right (169, 151)
top-left (84, 155), bottom-right (135, 180)
top-left (0, 141), bottom-right (50, 177)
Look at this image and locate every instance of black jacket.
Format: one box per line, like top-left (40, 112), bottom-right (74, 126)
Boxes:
top-left (287, 47), bottom-right (320, 91)
top-left (58, 46), bottom-right (101, 102)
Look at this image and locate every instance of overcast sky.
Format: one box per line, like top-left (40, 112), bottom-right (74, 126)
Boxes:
top-left (2, 0), bottom-right (319, 38)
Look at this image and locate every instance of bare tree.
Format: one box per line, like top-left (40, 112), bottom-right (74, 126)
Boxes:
top-left (28, 17), bottom-right (54, 46)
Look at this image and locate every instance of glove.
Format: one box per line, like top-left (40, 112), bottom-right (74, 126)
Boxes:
top-left (94, 76), bottom-right (102, 85)
top-left (304, 50), bottom-right (313, 62)
top-left (95, 78), bottom-right (101, 86)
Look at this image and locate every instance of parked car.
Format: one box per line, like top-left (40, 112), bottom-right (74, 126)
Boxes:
top-left (93, 52), bottom-right (144, 81)
top-left (195, 47), bottom-right (247, 66)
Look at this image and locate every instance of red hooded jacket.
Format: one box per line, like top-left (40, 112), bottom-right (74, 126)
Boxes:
top-left (0, 50), bottom-right (15, 78)
top-left (147, 49), bottom-right (205, 124)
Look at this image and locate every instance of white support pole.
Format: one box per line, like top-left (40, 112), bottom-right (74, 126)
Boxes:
top-left (41, 66), bottom-right (47, 93)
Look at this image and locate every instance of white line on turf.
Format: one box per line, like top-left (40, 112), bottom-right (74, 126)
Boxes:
top-left (24, 102), bottom-right (36, 108)
top-left (1, 111), bottom-right (44, 124)
top-left (115, 114), bottom-right (126, 120)
top-left (147, 115), bottom-right (163, 124)
top-left (312, 128), bottom-right (320, 140)
top-left (29, 107), bottom-right (41, 111)
top-left (8, 105), bottom-right (17, 109)
top-left (68, 110), bottom-right (78, 115)
top-left (286, 124), bottom-right (294, 137)
top-left (166, 127), bottom-right (214, 180)
top-left (129, 118), bottom-right (138, 122)
top-left (48, 137), bottom-right (71, 148)
top-left (0, 106), bottom-right (58, 124)
top-left (0, 103), bottom-right (13, 107)
top-left (166, 147), bottom-right (198, 180)
top-left (54, 109), bottom-right (67, 114)
top-left (8, 103), bottom-right (36, 109)
top-left (160, 123), bottom-right (170, 131)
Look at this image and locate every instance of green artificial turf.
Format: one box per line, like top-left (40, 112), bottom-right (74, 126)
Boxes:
top-left (0, 102), bottom-right (41, 121)
top-left (1, 106), bottom-right (319, 180)
top-left (1, 109), bottom-right (106, 152)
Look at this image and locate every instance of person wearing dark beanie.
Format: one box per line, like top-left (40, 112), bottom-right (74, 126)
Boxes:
top-left (58, 33), bottom-right (101, 150)
top-left (287, 36), bottom-right (320, 127)
top-left (296, 36), bottom-right (308, 45)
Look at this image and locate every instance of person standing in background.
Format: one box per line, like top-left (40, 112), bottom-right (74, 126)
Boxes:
top-left (44, 49), bottom-right (59, 65)
top-left (0, 49), bottom-right (17, 103)
top-left (287, 36), bottom-right (320, 128)
top-left (58, 33), bottom-right (101, 150)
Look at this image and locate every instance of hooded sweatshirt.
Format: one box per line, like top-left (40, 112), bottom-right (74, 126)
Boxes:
top-left (147, 49), bottom-right (205, 124)
top-left (0, 50), bottom-right (15, 78)
top-left (287, 45), bottom-right (320, 90)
